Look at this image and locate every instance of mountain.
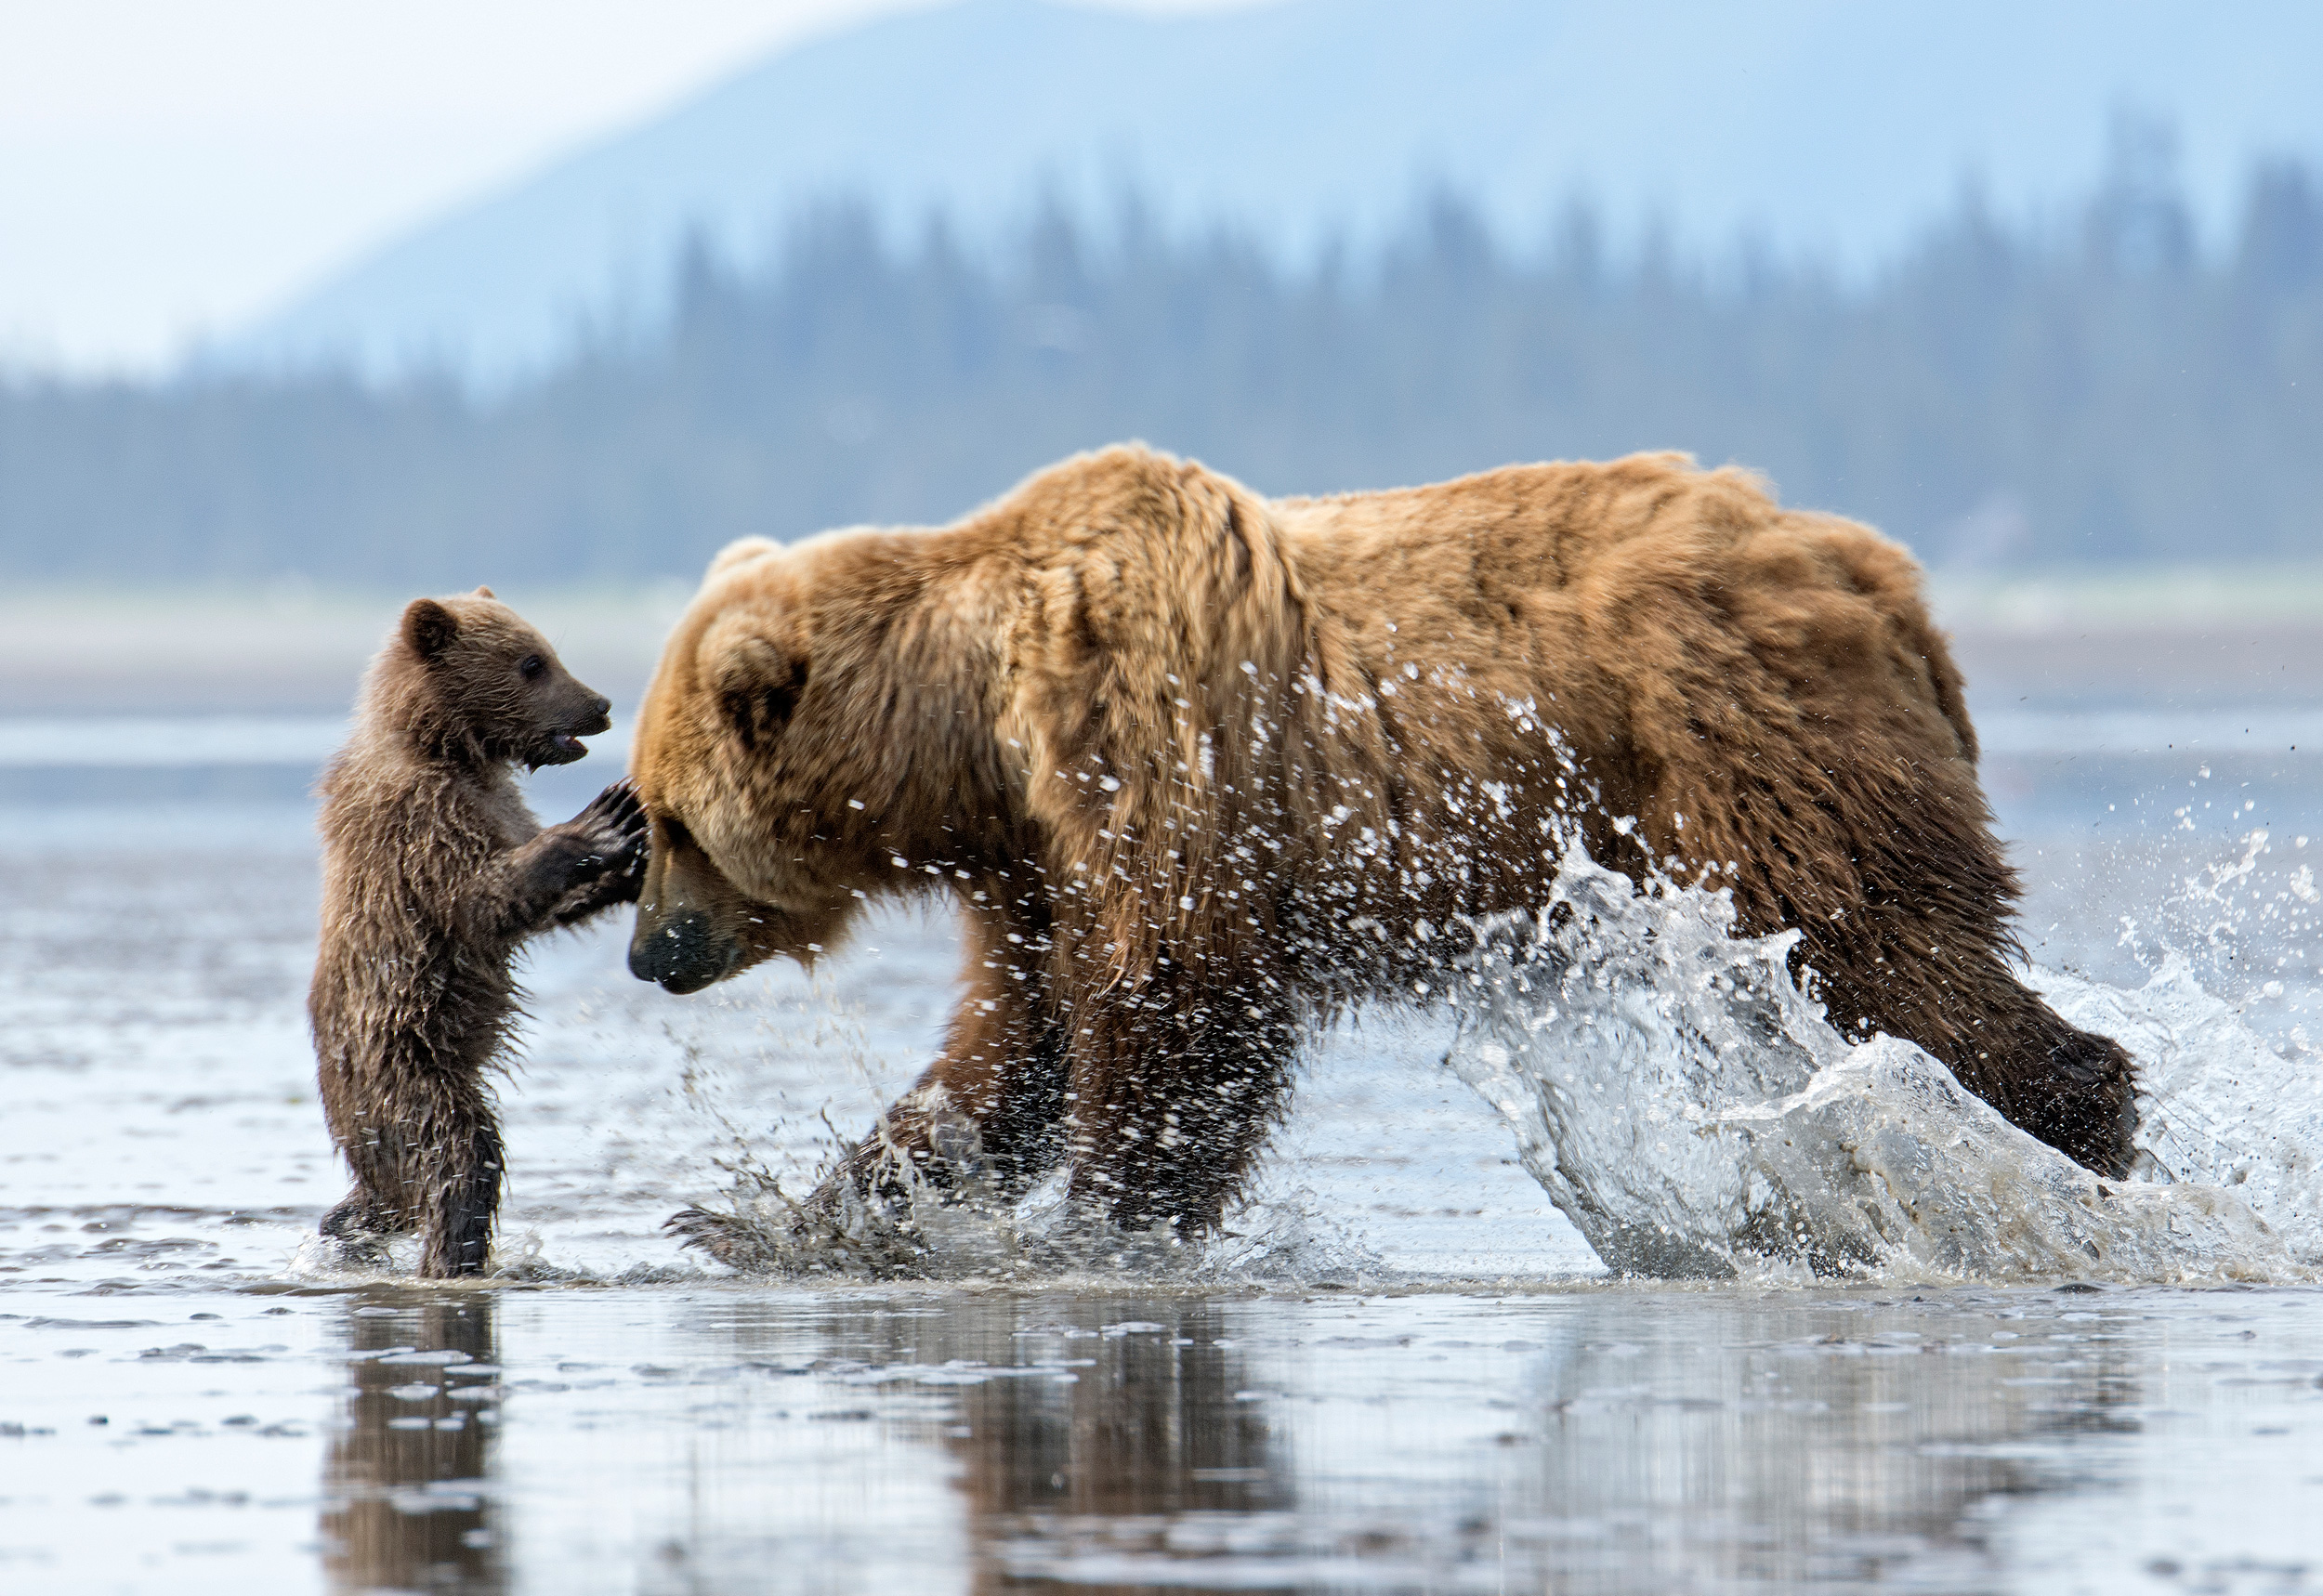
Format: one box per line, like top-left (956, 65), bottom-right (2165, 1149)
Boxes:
top-left (219, 0), bottom-right (2323, 384)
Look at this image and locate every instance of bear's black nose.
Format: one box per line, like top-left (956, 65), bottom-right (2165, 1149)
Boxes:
top-left (628, 909), bottom-right (738, 994)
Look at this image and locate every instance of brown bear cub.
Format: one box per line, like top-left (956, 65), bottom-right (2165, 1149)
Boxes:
top-left (310, 588), bottom-right (646, 1277)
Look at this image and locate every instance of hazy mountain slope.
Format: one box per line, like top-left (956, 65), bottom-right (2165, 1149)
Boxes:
top-left (220, 0), bottom-right (2323, 382)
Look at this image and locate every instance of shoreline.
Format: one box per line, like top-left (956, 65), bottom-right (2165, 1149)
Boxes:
top-left (4, 581), bottom-right (2319, 715)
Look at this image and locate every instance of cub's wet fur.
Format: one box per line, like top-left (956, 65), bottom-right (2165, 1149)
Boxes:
top-left (309, 588), bottom-right (646, 1276)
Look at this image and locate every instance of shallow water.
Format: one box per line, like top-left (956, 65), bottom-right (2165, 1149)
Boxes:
top-left (5, 708), bottom-right (2323, 1589)
top-left (9, 1279), bottom-right (2323, 1594)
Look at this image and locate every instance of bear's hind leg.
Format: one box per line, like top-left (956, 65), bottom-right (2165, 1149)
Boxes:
top-left (1810, 933), bottom-right (2140, 1180)
top-left (416, 1114), bottom-right (505, 1279)
top-left (1990, 1010), bottom-right (2139, 1180)
top-left (1663, 733), bottom-right (2138, 1180)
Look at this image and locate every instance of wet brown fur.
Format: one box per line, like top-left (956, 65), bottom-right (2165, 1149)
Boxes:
top-left (310, 589), bottom-right (646, 1276)
top-left (628, 446), bottom-right (2137, 1239)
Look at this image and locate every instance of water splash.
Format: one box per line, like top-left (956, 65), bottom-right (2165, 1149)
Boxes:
top-left (669, 839), bottom-right (2318, 1288)
top-left (664, 1144), bottom-right (1385, 1286)
top-left (2038, 956), bottom-right (2323, 1253)
top-left (1442, 849), bottom-right (2308, 1283)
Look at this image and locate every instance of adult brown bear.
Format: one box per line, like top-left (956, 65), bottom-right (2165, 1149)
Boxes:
top-left (627, 446), bottom-right (2135, 1236)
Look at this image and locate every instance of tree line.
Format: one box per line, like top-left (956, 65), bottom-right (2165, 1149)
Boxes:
top-left (4, 137), bottom-right (2320, 589)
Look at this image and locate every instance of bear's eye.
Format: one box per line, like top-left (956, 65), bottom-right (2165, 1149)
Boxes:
top-left (519, 655), bottom-right (545, 681)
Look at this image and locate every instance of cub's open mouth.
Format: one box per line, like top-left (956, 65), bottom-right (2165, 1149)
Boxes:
top-left (552, 732), bottom-right (587, 757)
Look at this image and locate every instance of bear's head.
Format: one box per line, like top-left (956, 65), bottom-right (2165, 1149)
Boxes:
top-left (628, 541), bottom-right (886, 993)
top-left (393, 588), bottom-right (613, 769)
top-left (625, 533), bottom-right (1008, 994)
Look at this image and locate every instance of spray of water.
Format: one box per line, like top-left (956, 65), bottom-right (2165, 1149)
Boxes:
top-left (2039, 956), bottom-right (2323, 1250)
top-left (656, 829), bottom-right (2319, 1289)
top-left (1443, 847), bottom-right (2311, 1283)
top-left (661, 1114), bottom-right (1384, 1287)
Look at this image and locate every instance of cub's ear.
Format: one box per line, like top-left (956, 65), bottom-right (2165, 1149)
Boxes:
top-left (714, 635), bottom-right (810, 752)
top-left (401, 597), bottom-right (459, 660)
top-left (472, 584), bottom-right (496, 599)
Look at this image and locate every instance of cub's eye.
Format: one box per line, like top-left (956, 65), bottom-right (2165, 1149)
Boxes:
top-left (519, 655), bottom-right (545, 680)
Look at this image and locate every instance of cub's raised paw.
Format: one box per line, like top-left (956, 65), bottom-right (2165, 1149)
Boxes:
top-left (565, 778), bottom-right (649, 873)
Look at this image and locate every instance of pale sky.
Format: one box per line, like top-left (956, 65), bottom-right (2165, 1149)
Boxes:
top-left (0, 0), bottom-right (1256, 374)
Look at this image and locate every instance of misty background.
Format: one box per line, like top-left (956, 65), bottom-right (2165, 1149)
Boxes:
top-left (3, 0), bottom-right (2321, 596)
top-left (6, 121), bottom-right (2322, 588)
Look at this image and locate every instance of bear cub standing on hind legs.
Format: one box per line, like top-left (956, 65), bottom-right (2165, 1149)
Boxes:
top-left (310, 588), bottom-right (648, 1277)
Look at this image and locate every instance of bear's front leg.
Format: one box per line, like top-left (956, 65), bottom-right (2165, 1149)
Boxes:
top-left (1062, 975), bottom-right (1302, 1236)
top-left (809, 906), bottom-right (1070, 1216)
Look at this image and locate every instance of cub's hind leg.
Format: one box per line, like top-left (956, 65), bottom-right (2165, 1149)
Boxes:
top-left (319, 1184), bottom-right (407, 1272)
top-left (314, 1091), bottom-right (414, 1263)
top-left (417, 1114), bottom-right (506, 1278)
top-left (320, 1187), bottom-right (406, 1238)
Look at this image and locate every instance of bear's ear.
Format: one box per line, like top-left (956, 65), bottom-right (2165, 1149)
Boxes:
top-left (401, 597), bottom-right (459, 660)
top-left (706, 537), bottom-right (780, 582)
top-left (715, 636), bottom-right (809, 752)
top-left (472, 584), bottom-right (496, 599)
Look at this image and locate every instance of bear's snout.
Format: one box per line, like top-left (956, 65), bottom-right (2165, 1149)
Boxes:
top-left (628, 909), bottom-right (739, 993)
top-left (561, 693), bottom-right (612, 739)
top-left (534, 692), bottom-right (614, 766)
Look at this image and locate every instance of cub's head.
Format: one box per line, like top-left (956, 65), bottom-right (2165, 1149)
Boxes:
top-left (626, 537), bottom-right (889, 994)
top-left (394, 587), bottom-right (612, 769)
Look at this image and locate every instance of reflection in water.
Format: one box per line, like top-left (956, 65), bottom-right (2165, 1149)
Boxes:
top-left (1511, 1300), bottom-right (2140, 1590)
top-left (805, 1292), bottom-right (2139, 1590)
top-left (940, 1303), bottom-right (1285, 1591)
top-left (743, 1299), bottom-right (1285, 1592)
top-left (322, 1293), bottom-right (505, 1595)
top-left (295, 1288), bottom-right (2251, 1591)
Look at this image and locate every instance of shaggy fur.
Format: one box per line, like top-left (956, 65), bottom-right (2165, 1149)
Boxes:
top-left (627, 447), bottom-right (2138, 1238)
top-left (311, 589), bottom-right (647, 1276)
